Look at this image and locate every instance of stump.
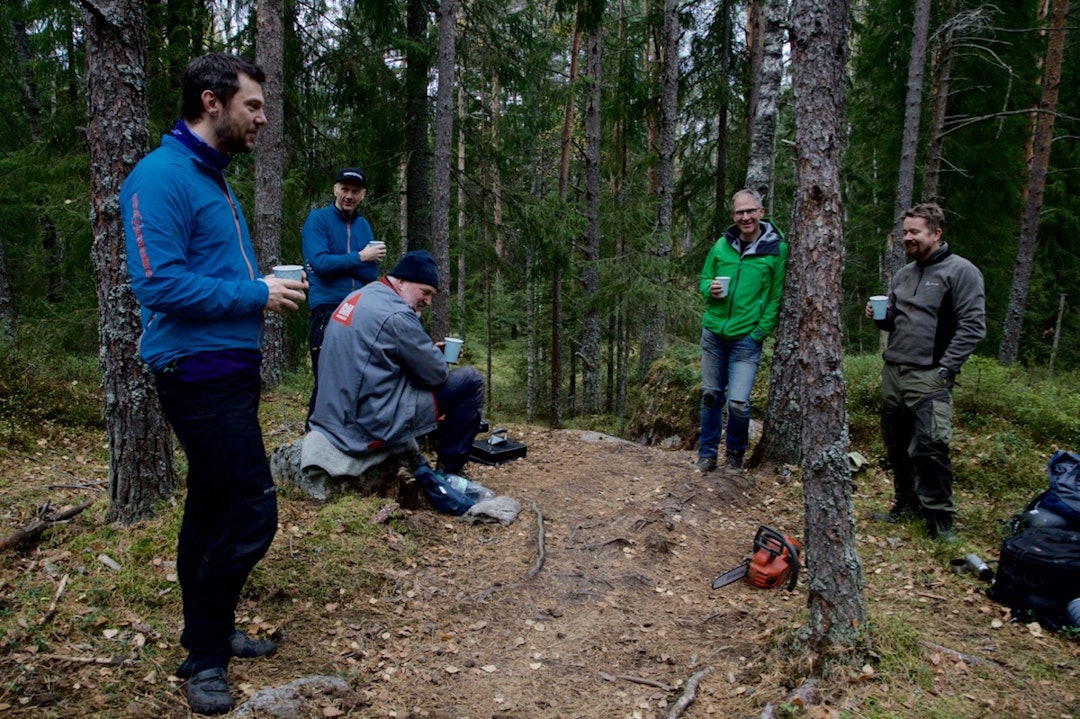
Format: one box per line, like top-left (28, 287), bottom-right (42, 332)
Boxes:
top-left (270, 438), bottom-right (421, 507)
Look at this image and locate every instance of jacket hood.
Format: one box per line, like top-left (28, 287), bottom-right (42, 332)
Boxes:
top-left (723, 219), bottom-right (784, 257)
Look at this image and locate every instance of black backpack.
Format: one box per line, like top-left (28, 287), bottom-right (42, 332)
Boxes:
top-left (986, 526), bottom-right (1080, 632)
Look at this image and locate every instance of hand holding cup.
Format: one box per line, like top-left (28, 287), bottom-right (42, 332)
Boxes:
top-left (712, 276), bottom-right (731, 299)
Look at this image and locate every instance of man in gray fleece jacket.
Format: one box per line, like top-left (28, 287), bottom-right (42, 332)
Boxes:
top-left (309, 250), bottom-right (484, 475)
top-left (866, 202), bottom-right (986, 542)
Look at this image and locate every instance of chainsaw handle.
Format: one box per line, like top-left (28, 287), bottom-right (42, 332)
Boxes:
top-left (754, 525), bottom-right (801, 591)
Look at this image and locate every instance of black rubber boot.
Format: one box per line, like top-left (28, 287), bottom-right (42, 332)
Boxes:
top-left (925, 510), bottom-right (959, 544)
top-left (872, 497), bottom-right (919, 523)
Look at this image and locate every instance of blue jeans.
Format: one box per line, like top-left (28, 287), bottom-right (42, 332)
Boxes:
top-left (432, 366), bottom-right (485, 473)
top-left (698, 330), bottom-right (763, 459)
top-left (154, 369), bottom-right (278, 673)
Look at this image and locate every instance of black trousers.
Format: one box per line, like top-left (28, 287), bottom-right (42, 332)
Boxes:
top-left (155, 370), bottom-right (278, 671)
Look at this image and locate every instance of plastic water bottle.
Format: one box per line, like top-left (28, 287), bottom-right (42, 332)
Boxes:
top-left (443, 473), bottom-right (495, 502)
top-left (1067, 598), bottom-right (1080, 628)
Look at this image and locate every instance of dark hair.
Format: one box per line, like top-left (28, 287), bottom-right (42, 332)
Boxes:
top-left (903, 202), bottom-right (945, 233)
top-left (181, 53), bottom-right (265, 121)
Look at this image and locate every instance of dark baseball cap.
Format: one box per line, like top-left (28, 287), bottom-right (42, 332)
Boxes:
top-left (335, 167), bottom-right (366, 186)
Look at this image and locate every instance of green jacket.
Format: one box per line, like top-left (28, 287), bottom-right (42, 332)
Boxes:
top-left (699, 220), bottom-right (788, 342)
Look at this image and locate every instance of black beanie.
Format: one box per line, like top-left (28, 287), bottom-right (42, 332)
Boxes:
top-left (389, 250), bottom-right (439, 290)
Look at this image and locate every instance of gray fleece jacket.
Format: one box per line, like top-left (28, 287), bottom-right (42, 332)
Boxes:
top-left (875, 244), bottom-right (986, 374)
top-left (309, 278), bottom-right (448, 456)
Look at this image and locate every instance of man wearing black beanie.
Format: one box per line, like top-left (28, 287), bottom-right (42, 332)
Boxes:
top-left (308, 251), bottom-right (484, 476)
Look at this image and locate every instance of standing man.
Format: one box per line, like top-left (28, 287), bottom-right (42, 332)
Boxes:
top-left (302, 168), bottom-right (386, 419)
top-left (121, 53), bottom-right (305, 715)
top-left (309, 250), bottom-right (484, 477)
top-left (867, 202), bottom-right (985, 543)
top-left (695, 188), bottom-right (788, 472)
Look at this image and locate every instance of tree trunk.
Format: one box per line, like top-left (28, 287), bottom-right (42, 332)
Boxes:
top-left (745, 0), bottom-right (765, 134)
top-left (457, 81), bottom-right (467, 335)
top-left (639, 0), bottom-right (679, 380)
top-left (580, 27), bottom-right (603, 415)
top-left (82, 0), bottom-right (177, 524)
top-left (713, 1), bottom-right (731, 240)
top-left (0, 235), bottom-right (14, 344)
top-left (789, 0), bottom-right (866, 651)
top-left (405, 0), bottom-right (432, 252)
top-left (255, 0), bottom-right (286, 388)
top-left (922, 0), bottom-right (957, 204)
top-left (886, 0), bottom-right (932, 284)
top-left (999, 0), bottom-right (1068, 365)
top-left (553, 30), bottom-right (582, 428)
top-left (744, 0), bottom-right (786, 202)
top-left (430, 0), bottom-right (457, 342)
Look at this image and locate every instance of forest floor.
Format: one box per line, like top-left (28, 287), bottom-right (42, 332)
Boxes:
top-left (1, 397), bottom-right (1079, 718)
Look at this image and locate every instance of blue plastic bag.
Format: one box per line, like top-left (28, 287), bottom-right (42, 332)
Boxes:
top-left (414, 465), bottom-right (477, 515)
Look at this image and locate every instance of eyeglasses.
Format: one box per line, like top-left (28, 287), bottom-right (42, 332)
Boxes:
top-left (733, 208), bottom-right (762, 217)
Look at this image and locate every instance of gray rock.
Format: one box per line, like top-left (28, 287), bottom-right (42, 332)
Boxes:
top-left (231, 675), bottom-right (353, 719)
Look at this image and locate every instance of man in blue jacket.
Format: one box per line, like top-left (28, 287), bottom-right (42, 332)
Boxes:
top-left (302, 168), bottom-right (386, 419)
top-left (309, 251), bottom-right (484, 476)
top-left (121, 53), bottom-right (306, 715)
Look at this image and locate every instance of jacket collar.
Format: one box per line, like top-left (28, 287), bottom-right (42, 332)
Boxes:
top-left (168, 119), bottom-right (231, 172)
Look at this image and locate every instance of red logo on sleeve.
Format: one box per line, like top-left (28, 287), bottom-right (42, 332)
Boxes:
top-left (332, 294), bottom-right (361, 326)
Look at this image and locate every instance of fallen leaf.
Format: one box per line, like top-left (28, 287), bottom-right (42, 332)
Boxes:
top-left (103, 629), bottom-right (119, 640)
top-left (481, 665), bottom-right (497, 673)
top-left (529, 662), bottom-right (542, 670)
top-left (322, 708), bottom-right (343, 717)
top-left (444, 665), bottom-right (459, 674)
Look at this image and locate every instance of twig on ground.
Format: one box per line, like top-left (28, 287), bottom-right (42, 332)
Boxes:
top-left (597, 669), bottom-right (673, 690)
top-left (46, 481), bottom-right (106, 491)
top-left (916, 591), bottom-right (949, 601)
top-left (37, 654), bottom-right (136, 667)
top-left (667, 666), bottom-right (712, 719)
top-left (0, 500), bottom-right (95, 552)
top-left (42, 573), bottom-right (70, 624)
top-left (924, 640), bottom-right (1015, 673)
top-left (526, 499), bottom-right (545, 579)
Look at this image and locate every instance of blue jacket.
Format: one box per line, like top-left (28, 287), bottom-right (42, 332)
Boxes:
top-left (301, 204), bottom-right (379, 309)
top-left (121, 132), bottom-right (269, 371)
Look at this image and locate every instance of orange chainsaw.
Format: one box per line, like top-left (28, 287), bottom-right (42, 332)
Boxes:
top-left (711, 525), bottom-right (802, 591)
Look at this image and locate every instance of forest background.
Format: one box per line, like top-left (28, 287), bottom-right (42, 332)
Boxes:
top-left (0, 0), bottom-right (1078, 480)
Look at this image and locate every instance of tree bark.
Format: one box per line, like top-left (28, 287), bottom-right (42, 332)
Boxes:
top-left (580, 26), bottom-right (603, 415)
top-left (744, 0), bottom-right (786, 203)
top-left (430, 0), bottom-right (457, 342)
top-left (712, 1), bottom-right (731, 240)
top-left (886, 0), bottom-right (932, 285)
top-left (639, 0), bottom-right (679, 380)
top-left (922, 0), bottom-right (957, 204)
top-left (999, 0), bottom-right (1068, 365)
top-left (82, 0), bottom-right (177, 524)
top-left (405, 0), bottom-right (433, 252)
top-left (255, 0), bottom-right (286, 388)
top-left (789, 0), bottom-right (866, 651)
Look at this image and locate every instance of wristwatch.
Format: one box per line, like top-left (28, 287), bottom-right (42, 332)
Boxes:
top-left (937, 366), bottom-right (955, 382)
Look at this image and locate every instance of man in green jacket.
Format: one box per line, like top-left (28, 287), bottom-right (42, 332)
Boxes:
top-left (696, 189), bottom-right (788, 472)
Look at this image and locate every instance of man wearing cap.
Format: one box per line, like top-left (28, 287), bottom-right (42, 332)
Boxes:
top-left (302, 167), bottom-right (386, 419)
top-left (308, 250), bottom-right (484, 476)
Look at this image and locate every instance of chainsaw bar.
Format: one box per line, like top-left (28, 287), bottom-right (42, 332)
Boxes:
top-left (711, 559), bottom-right (750, 589)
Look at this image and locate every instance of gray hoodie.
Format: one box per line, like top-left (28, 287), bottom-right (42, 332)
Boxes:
top-left (875, 244), bottom-right (986, 374)
top-left (310, 278), bottom-right (448, 456)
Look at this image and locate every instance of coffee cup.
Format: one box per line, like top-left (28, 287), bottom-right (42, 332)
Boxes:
top-left (272, 264), bottom-right (304, 282)
top-left (715, 276), bottom-right (730, 297)
top-left (870, 295), bottom-right (888, 320)
top-left (443, 337), bottom-right (463, 364)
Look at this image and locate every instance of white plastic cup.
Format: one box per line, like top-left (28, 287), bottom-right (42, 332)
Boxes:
top-left (443, 337), bottom-right (463, 363)
top-left (272, 264), bottom-right (304, 282)
top-left (715, 276), bottom-right (730, 297)
top-left (870, 295), bottom-right (888, 320)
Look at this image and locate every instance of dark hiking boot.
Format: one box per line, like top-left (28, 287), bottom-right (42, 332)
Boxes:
top-left (176, 631), bottom-right (276, 679)
top-left (695, 456), bottom-right (717, 473)
top-left (184, 667), bottom-right (234, 715)
top-left (926, 510), bottom-right (959, 544)
top-left (228, 630), bottom-right (277, 659)
top-left (872, 500), bottom-right (919, 524)
top-left (725, 451), bottom-right (744, 471)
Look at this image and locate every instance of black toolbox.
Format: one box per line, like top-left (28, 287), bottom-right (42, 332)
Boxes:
top-left (470, 428), bottom-right (527, 465)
